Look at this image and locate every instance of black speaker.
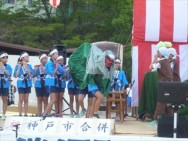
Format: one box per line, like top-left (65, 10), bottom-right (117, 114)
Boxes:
top-left (158, 115), bottom-right (188, 138)
top-left (54, 44), bottom-right (67, 65)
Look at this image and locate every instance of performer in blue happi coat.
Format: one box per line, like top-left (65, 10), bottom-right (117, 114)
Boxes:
top-left (55, 55), bottom-right (67, 117)
top-left (43, 48), bottom-right (59, 117)
top-left (0, 52), bottom-right (12, 120)
top-left (14, 52), bottom-right (34, 116)
top-left (110, 58), bottom-right (128, 91)
top-left (67, 71), bottom-right (80, 117)
top-left (110, 58), bottom-right (128, 119)
top-left (34, 53), bottom-right (49, 116)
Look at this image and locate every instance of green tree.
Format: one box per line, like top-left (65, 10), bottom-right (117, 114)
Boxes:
top-left (0, 0), bottom-right (133, 80)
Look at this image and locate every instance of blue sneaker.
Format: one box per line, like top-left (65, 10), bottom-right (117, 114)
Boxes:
top-left (69, 114), bottom-right (74, 118)
top-left (1, 115), bottom-right (6, 120)
top-left (74, 114), bottom-right (80, 118)
top-left (148, 120), bottom-right (157, 127)
top-left (79, 109), bottom-right (86, 117)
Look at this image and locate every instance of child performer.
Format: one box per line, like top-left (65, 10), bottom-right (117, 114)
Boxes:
top-left (34, 53), bottom-right (49, 116)
top-left (43, 49), bottom-right (58, 118)
top-left (110, 58), bottom-right (128, 91)
top-left (0, 52), bottom-right (12, 120)
top-left (14, 52), bottom-right (34, 116)
top-left (67, 71), bottom-right (79, 117)
top-left (55, 55), bottom-right (66, 117)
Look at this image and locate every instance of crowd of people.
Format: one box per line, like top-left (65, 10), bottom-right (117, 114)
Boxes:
top-left (148, 41), bottom-right (181, 127)
top-left (0, 46), bottom-right (130, 120)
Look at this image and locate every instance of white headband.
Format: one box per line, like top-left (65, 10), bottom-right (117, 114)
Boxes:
top-left (57, 55), bottom-right (64, 61)
top-left (39, 54), bottom-right (47, 61)
top-left (115, 59), bottom-right (121, 63)
top-left (50, 49), bottom-right (58, 56)
top-left (20, 52), bottom-right (29, 59)
top-left (0, 53), bottom-right (8, 59)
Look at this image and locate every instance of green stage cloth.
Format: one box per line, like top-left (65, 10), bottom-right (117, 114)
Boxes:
top-left (138, 71), bottom-right (188, 117)
top-left (138, 71), bottom-right (158, 117)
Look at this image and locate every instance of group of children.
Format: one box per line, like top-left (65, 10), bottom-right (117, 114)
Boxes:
top-left (0, 48), bottom-right (131, 120)
top-left (149, 41), bottom-right (181, 127)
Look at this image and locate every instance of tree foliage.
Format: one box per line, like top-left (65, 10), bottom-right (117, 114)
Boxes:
top-left (0, 0), bottom-right (133, 81)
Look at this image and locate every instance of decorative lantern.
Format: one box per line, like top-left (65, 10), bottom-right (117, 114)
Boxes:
top-left (49, 0), bottom-right (61, 8)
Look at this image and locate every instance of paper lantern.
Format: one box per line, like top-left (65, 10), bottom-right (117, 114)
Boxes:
top-left (49, 0), bottom-right (60, 8)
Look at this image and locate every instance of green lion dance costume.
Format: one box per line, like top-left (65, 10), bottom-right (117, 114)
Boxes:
top-left (68, 42), bottom-right (115, 97)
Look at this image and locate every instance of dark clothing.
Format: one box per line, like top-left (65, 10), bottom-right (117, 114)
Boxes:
top-left (171, 59), bottom-right (181, 82)
top-left (154, 58), bottom-right (173, 120)
top-left (157, 59), bottom-right (173, 81)
top-left (68, 88), bottom-right (78, 95)
top-left (18, 87), bottom-right (31, 94)
top-left (35, 87), bottom-right (49, 97)
top-left (0, 88), bottom-right (9, 96)
top-left (154, 102), bottom-right (172, 120)
top-left (46, 86), bottom-right (58, 94)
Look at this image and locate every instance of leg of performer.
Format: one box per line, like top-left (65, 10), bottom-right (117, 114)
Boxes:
top-left (75, 94), bottom-right (79, 114)
top-left (37, 96), bottom-right (42, 116)
top-left (58, 91), bottom-right (64, 117)
top-left (23, 93), bottom-right (29, 116)
top-left (69, 92), bottom-right (74, 116)
top-left (78, 93), bottom-right (86, 117)
top-left (2, 96), bottom-right (8, 119)
top-left (55, 90), bottom-right (59, 116)
top-left (44, 93), bottom-right (57, 115)
top-left (18, 93), bottom-right (24, 116)
top-left (86, 92), bottom-right (94, 118)
top-left (93, 91), bottom-right (103, 118)
top-left (43, 96), bottom-right (48, 113)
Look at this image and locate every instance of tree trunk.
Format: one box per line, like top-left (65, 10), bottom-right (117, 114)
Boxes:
top-left (41, 0), bottom-right (51, 22)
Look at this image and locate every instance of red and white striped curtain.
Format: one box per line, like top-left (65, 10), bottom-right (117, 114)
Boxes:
top-left (132, 0), bottom-right (188, 107)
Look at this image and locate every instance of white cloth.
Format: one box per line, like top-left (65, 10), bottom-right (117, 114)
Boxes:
top-left (158, 47), bottom-right (168, 59)
top-left (57, 55), bottom-right (63, 61)
top-left (126, 87), bottom-right (132, 97)
top-left (170, 61), bottom-right (174, 70)
top-left (152, 62), bottom-right (161, 69)
top-left (49, 49), bottom-right (58, 56)
top-left (152, 58), bottom-right (166, 70)
top-left (0, 53), bottom-right (8, 58)
top-left (168, 47), bottom-right (177, 59)
top-left (20, 52), bottom-right (29, 59)
top-left (39, 54), bottom-right (47, 61)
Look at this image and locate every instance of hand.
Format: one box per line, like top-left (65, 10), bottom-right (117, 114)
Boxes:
top-left (55, 62), bottom-right (59, 70)
top-left (66, 67), bottom-right (70, 72)
top-left (17, 63), bottom-right (21, 67)
top-left (34, 65), bottom-right (39, 71)
top-left (0, 66), bottom-right (3, 71)
top-left (40, 66), bottom-right (46, 73)
top-left (0, 62), bottom-right (3, 67)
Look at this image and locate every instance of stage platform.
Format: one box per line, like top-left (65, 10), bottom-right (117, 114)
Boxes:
top-left (1, 104), bottom-right (188, 141)
top-left (0, 111), bottom-right (187, 141)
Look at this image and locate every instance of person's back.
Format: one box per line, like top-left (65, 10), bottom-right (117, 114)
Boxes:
top-left (158, 59), bottom-right (173, 81)
top-left (148, 45), bottom-right (173, 127)
top-left (171, 59), bottom-right (181, 82)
